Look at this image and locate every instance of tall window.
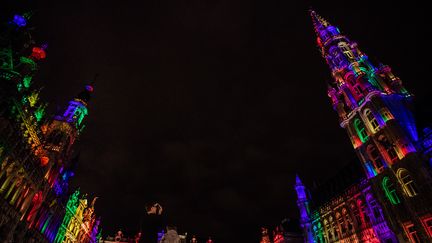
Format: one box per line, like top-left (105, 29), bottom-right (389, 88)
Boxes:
top-left (397, 169), bottom-right (418, 197)
top-left (351, 202), bottom-right (362, 228)
top-left (354, 119), bottom-right (368, 142)
top-left (358, 199), bottom-right (371, 225)
top-left (404, 223), bottom-right (421, 243)
top-left (342, 208), bottom-right (353, 233)
top-left (336, 212), bottom-right (345, 235)
top-left (421, 217), bottom-right (432, 237)
top-left (367, 194), bottom-right (383, 222)
top-left (367, 145), bottom-right (385, 171)
top-left (382, 177), bottom-right (401, 205)
top-left (365, 109), bottom-right (380, 132)
top-left (329, 216), bottom-right (338, 240)
top-left (324, 219), bottom-right (330, 242)
top-left (378, 135), bottom-right (398, 162)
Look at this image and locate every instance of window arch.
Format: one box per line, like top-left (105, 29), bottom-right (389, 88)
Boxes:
top-left (397, 169), bottom-right (418, 197)
top-left (367, 144), bottom-right (385, 172)
top-left (364, 109), bottom-right (380, 132)
top-left (380, 108), bottom-right (394, 122)
top-left (357, 198), bottom-right (371, 225)
top-left (354, 118), bottom-right (368, 142)
top-left (382, 177), bottom-right (401, 205)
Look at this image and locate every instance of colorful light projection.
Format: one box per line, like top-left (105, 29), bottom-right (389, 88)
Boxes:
top-left (382, 177), bottom-right (401, 205)
top-left (54, 190), bottom-right (80, 243)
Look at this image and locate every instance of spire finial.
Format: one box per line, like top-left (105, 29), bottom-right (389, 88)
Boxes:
top-left (310, 10), bottom-right (331, 33)
top-left (91, 73), bottom-right (99, 86)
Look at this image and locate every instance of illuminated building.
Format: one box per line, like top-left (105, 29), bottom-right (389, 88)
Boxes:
top-left (295, 11), bottom-right (432, 243)
top-left (0, 10), bottom-right (100, 243)
top-left (55, 192), bottom-right (100, 243)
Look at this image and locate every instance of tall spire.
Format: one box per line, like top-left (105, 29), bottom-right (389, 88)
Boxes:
top-left (310, 10), bottom-right (330, 34)
top-left (309, 9), bottom-right (345, 58)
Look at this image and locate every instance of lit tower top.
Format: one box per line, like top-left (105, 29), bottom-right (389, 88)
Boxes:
top-left (44, 82), bottom-right (95, 155)
top-left (310, 10), bottom-right (411, 125)
top-left (310, 10), bottom-right (365, 73)
top-left (60, 84), bottom-right (94, 131)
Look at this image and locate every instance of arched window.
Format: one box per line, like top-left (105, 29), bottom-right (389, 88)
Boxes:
top-left (339, 42), bottom-right (354, 59)
top-left (367, 194), bottom-right (383, 221)
top-left (354, 118), bottom-right (368, 142)
top-left (382, 177), bottom-right (401, 205)
top-left (342, 208), bottom-right (353, 232)
top-left (367, 144), bottom-right (385, 171)
top-left (380, 108), bottom-right (394, 122)
top-left (351, 202), bottom-right (362, 227)
top-left (329, 216), bottom-right (337, 240)
top-left (397, 169), bottom-right (418, 197)
top-left (365, 109), bottom-right (380, 132)
top-left (323, 219), bottom-right (330, 242)
top-left (378, 135), bottom-right (398, 162)
top-left (336, 212), bottom-right (345, 235)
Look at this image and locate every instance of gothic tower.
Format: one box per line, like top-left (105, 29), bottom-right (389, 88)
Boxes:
top-left (295, 174), bottom-right (313, 243)
top-left (43, 84), bottom-right (94, 194)
top-left (311, 10), bottom-right (432, 242)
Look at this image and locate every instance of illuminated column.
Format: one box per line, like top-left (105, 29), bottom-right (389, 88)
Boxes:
top-left (55, 190), bottom-right (80, 243)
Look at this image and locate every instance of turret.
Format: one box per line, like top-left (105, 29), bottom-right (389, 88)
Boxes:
top-left (44, 83), bottom-right (94, 156)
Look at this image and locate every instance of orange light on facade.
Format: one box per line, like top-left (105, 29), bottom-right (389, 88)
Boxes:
top-left (40, 156), bottom-right (49, 166)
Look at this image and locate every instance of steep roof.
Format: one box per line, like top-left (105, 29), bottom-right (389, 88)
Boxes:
top-left (309, 161), bottom-right (365, 209)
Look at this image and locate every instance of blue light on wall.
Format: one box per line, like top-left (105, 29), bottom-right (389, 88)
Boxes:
top-left (13, 15), bottom-right (27, 27)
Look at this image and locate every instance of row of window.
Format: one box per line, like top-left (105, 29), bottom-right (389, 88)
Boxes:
top-left (354, 107), bottom-right (394, 143)
top-left (404, 217), bottom-right (432, 243)
top-left (312, 195), bottom-right (384, 242)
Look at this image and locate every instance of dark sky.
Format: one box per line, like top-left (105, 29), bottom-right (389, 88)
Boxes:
top-left (17, 0), bottom-right (431, 242)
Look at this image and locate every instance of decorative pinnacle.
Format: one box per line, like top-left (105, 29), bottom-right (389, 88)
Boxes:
top-left (309, 10), bottom-right (331, 33)
top-left (295, 174), bottom-right (303, 185)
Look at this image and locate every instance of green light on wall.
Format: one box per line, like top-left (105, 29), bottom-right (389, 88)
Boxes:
top-left (354, 118), bottom-right (368, 142)
top-left (34, 105), bottom-right (45, 122)
top-left (23, 76), bottom-right (32, 88)
top-left (382, 177), bottom-right (400, 205)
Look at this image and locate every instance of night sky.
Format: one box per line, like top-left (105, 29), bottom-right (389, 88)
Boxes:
top-left (14, 0), bottom-right (431, 242)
